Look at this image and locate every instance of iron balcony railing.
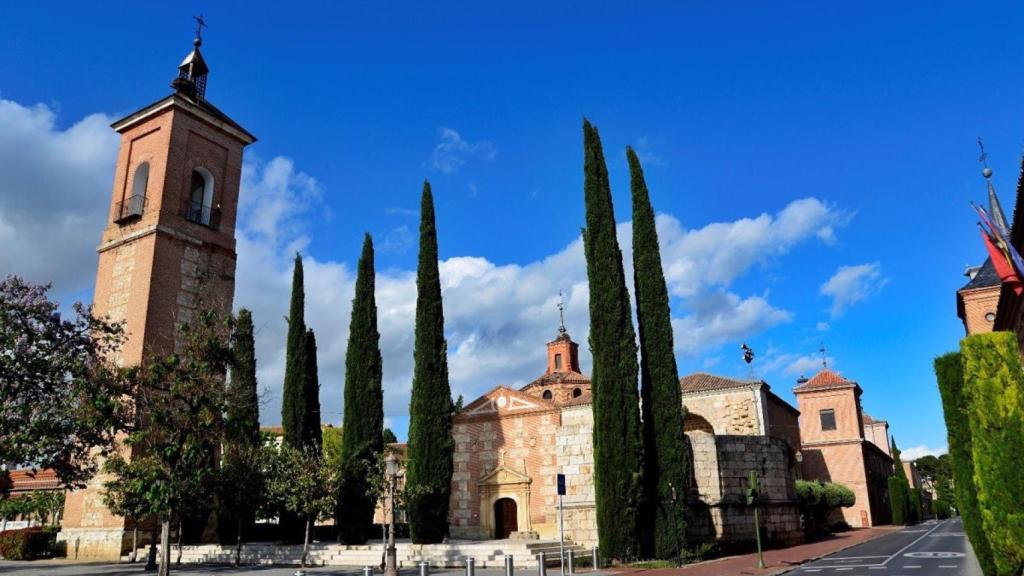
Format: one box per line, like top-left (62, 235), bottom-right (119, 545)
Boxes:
top-left (184, 200), bottom-right (221, 229)
top-left (114, 194), bottom-right (146, 223)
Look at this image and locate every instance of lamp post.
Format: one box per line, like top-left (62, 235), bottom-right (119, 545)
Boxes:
top-left (385, 453), bottom-right (399, 576)
top-left (668, 482), bottom-right (681, 567)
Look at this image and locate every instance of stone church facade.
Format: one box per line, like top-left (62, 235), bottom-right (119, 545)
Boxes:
top-left (449, 330), bottom-right (805, 547)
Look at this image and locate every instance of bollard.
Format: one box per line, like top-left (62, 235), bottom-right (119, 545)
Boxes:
top-left (504, 554), bottom-right (515, 576)
top-left (536, 552), bottom-right (547, 576)
top-left (591, 547), bottom-right (599, 570)
top-left (566, 549), bottom-right (574, 574)
top-left (466, 556), bottom-right (476, 576)
top-left (364, 566), bottom-right (374, 576)
top-left (419, 561), bottom-right (430, 576)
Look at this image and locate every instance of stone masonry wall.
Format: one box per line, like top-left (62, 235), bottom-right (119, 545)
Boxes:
top-left (550, 404), bottom-right (597, 547)
top-left (687, 433), bottom-right (803, 546)
top-left (683, 388), bottom-right (761, 436)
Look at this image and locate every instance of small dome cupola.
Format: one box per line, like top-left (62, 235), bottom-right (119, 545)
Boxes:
top-left (171, 16), bottom-right (210, 100)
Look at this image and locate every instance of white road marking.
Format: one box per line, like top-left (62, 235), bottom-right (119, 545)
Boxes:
top-left (903, 566), bottom-right (921, 569)
top-left (836, 569), bottom-right (852, 572)
top-left (939, 566), bottom-right (958, 569)
top-left (802, 570), bottom-right (821, 573)
top-left (868, 568), bottom-right (886, 571)
top-left (881, 519), bottom-right (949, 566)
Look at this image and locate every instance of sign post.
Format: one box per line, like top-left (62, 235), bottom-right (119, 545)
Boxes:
top-left (557, 473), bottom-right (566, 576)
top-left (747, 470), bottom-right (765, 570)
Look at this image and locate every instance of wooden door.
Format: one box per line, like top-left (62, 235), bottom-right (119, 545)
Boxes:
top-left (494, 498), bottom-right (518, 539)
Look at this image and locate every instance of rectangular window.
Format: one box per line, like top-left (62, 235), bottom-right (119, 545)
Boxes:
top-left (820, 408), bottom-right (837, 431)
top-left (554, 353), bottom-right (563, 370)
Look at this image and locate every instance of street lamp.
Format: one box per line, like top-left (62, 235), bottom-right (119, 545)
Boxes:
top-left (385, 452), bottom-right (399, 576)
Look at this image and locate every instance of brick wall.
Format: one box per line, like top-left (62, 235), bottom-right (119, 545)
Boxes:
top-left (958, 285), bottom-right (1000, 335)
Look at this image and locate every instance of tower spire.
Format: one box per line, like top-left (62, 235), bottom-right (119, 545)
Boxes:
top-left (172, 16), bottom-right (210, 100)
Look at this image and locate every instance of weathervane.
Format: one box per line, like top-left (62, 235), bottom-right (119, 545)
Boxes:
top-left (978, 137), bottom-right (993, 179)
top-left (557, 290), bottom-right (567, 334)
top-left (193, 14), bottom-right (208, 46)
top-left (819, 343), bottom-right (828, 369)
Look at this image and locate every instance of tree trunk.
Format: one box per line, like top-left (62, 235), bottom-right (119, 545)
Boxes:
top-left (145, 526), bottom-right (158, 571)
top-left (175, 520), bottom-right (183, 565)
top-left (235, 518), bottom-right (243, 566)
top-left (159, 519), bottom-right (171, 576)
top-left (2, 518), bottom-right (7, 533)
top-left (130, 526), bottom-right (138, 562)
top-left (301, 517), bottom-right (311, 567)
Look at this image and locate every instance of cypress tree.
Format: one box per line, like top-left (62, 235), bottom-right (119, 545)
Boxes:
top-left (405, 181), bottom-right (454, 544)
top-left (337, 234), bottom-right (385, 544)
top-left (304, 329), bottom-right (322, 451)
top-left (628, 147), bottom-right (688, 559)
top-left (282, 254), bottom-right (309, 449)
top-left (226, 308), bottom-right (260, 448)
top-left (582, 120), bottom-right (644, 560)
top-left (934, 352), bottom-right (996, 576)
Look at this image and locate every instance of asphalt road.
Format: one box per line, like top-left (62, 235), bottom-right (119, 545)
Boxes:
top-left (786, 518), bottom-right (982, 576)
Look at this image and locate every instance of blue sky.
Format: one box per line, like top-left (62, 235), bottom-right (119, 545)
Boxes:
top-left (3, 1), bottom-right (1023, 456)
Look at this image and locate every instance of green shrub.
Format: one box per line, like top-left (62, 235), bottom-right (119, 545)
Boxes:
top-left (0, 528), bottom-right (58, 560)
top-left (961, 333), bottom-right (1024, 576)
top-left (796, 479), bottom-right (855, 537)
top-left (935, 499), bottom-right (953, 520)
top-left (936, 351), bottom-right (996, 576)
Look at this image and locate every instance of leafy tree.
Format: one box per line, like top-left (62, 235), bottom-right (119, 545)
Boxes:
top-left (405, 182), bottom-right (454, 544)
top-left (627, 147), bottom-right (688, 558)
top-left (29, 491), bottom-right (64, 526)
top-left (0, 497), bottom-right (27, 533)
top-left (265, 445), bottom-right (335, 568)
top-left (282, 254), bottom-right (313, 449)
top-left (0, 276), bottom-right (128, 486)
top-left (102, 460), bottom-right (154, 563)
top-left (103, 309), bottom-right (232, 576)
top-left (322, 426), bottom-right (344, 471)
top-left (961, 332), bottom-right (1024, 576)
top-left (582, 120), bottom-right (644, 560)
top-left (382, 428), bottom-right (398, 445)
top-left (935, 351), bottom-right (995, 576)
top-left (218, 444), bottom-right (268, 566)
top-left (338, 234), bottom-right (385, 544)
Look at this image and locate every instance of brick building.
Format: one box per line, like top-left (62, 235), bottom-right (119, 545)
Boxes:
top-left (449, 328), bottom-right (804, 546)
top-left (957, 260), bottom-right (1000, 335)
top-left (59, 37), bottom-right (255, 560)
top-left (794, 369), bottom-right (894, 527)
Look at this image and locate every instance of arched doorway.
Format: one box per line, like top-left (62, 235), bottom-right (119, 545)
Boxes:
top-left (683, 413), bottom-right (715, 434)
top-left (493, 498), bottom-right (518, 539)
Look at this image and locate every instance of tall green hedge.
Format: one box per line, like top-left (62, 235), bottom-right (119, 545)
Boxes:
top-left (888, 475), bottom-right (908, 526)
top-left (935, 351), bottom-right (996, 576)
top-left (908, 488), bottom-right (922, 525)
top-left (961, 332), bottom-right (1024, 576)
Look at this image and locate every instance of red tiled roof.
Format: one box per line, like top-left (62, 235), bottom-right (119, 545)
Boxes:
top-left (4, 469), bottom-right (62, 494)
top-left (862, 412), bottom-right (887, 425)
top-left (520, 370), bottom-right (591, 391)
top-left (679, 372), bottom-right (759, 394)
top-left (794, 369), bottom-right (859, 392)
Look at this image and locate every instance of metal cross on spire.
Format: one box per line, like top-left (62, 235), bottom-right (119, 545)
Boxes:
top-left (193, 14), bottom-right (208, 46)
top-left (557, 290), bottom-right (567, 334)
top-left (819, 343), bottom-right (828, 369)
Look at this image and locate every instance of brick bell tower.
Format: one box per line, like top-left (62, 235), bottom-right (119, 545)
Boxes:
top-left (59, 29), bottom-right (256, 560)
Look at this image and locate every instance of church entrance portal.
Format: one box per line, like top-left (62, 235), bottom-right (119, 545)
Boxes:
top-left (494, 498), bottom-right (518, 539)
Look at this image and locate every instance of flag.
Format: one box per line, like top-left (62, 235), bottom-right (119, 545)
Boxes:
top-left (979, 226), bottom-right (1023, 295)
top-left (975, 203), bottom-right (1024, 275)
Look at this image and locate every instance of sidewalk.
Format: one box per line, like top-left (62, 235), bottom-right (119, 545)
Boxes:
top-left (608, 526), bottom-right (900, 576)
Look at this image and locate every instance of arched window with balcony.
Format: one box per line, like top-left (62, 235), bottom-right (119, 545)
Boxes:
top-left (116, 162), bottom-right (148, 223)
top-left (187, 167), bottom-right (215, 226)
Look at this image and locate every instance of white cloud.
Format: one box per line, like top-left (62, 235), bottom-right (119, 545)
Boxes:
top-left (379, 225), bottom-right (414, 254)
top-left (762, 353), bottom-right (833, 378)
top-left (0, 98), bottom-right (119, 294)
top-left (634, 136), bottom-right (667, 167)
top-left (0, 97), bottom-right (852, 437)
top-left (430, 127), bottom-right (497, 174)
top-left (659, 198), bottom-right (849, 298)
top-left (821, 262), bottom-right (887, 318)
top-left (900, 444), bottom-right (948, 461)
top-left (816, 321), bottom-right (830, 332)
